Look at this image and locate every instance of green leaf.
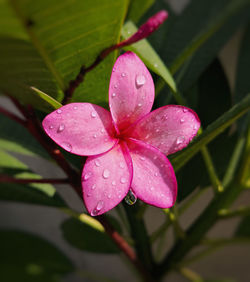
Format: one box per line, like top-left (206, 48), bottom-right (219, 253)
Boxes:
top-left (61, 217), bottom-right (120, 253)
top-left (127, 0), bottom-right (155, 23)
top-left (235, 215), bottom-right (250, 237)
top-left (121, 21), bottom-right (177, 93)
top-left (30, 87), bottom-right (62, 110)
top-left (0, 113), bottom-right (48, 158)
top-left (0, 149), bottom-right (66, 207)
top-left (0, 229), bottom-right (74, 282)
top-left (10, 0), bottom-right (129, 105)
top-left (160, 0), bottom-right (250, 91)
top-left (171, 93), bottom-right (250, 171)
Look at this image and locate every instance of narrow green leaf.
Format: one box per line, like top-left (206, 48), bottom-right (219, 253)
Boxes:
top-left (10, 0), bottom-right (129, 105)
top-left (171, 94), bottom-right (250, 171)
top-left (127, 0), bottom-right (155, 23)
top-left (121, 21), bottom-right (176, 93)
top-left (61, 217), bottom-right (120, 253)
top-left (0, 149), bottom-right (66, 207)
top-left (0, 229), bottom-right (74, 282)
top-left (30, 87), bottom-right (62, 110)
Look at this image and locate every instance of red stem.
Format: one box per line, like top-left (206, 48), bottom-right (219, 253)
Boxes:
top-left (0, 174), bottom-right (69, 184)
top-left (7, 97), bottom-right (154, 280)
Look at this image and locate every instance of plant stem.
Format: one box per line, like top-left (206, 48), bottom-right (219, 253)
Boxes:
top-left (178, 267), bottom-right (204, 282)
top-left (218, 206), bottom-right (250, 219)
top-left (123, 203), bottom-right (155, 275)
top-left (0, 174), bottom-right (69, 184)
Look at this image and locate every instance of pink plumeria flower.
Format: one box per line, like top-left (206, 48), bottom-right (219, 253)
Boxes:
top-left (42, 52), bottom-right (200, 216)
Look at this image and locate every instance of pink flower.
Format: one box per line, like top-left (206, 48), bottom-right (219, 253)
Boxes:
top-left (42, 52), bottom-right (200, 216)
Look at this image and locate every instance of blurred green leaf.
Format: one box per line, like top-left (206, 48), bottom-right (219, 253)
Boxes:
top-left (61, 217), bottom-right (120, 253)
top-left (0, 149), bottom-right (66, 207)
top-left (160, 0), bottom-right (250, 92)
top-left (235, 215), bottom-right (250, 237)
top-left (127, 0), bottom-right (155, 23)
top-left (177, 59), bottom-right (234, 200)
top-left (0, 113), bottom-right (48, 158)
top-left (10, 0), bottom-right (129, 106)
top-left (121, 21), bottom-right (176, 93)
top-left (0, 229), bottom-right (74, 282)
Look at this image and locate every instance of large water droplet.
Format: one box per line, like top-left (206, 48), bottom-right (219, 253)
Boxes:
top-left (120, 177), bottom-right (126, 184)
top-left (176, 136), bottom-right (185, 145)
top-left (103, 169), bottom-right (110, 179)
top-left (124, 190), bottom-right (137, 205)
top-left (95, 159), bottom-right (101, 167)
top-left (57, 124), bottom-right (65, 133)
top-left (83, 172), bottom-right (92, 181)
top-left (56, 109), bottom-right (62, 114)
top-left (61, 142), bottom-right (72, 152)
top-left (96, 200), bottom-right (104, 211)
top-left (135, 74), bottom-right (146, 87)
top-left (91, 111), bottom-right (97, 118)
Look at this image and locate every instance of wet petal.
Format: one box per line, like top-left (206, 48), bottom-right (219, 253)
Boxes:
top-left (42, 103), bottom-right (117, 156)
top-left (82, 142), bottom-right (133, 216)
top-left (109, 51), bottom-right (155, 132)
top-left (124, 105), bottom-right (200, 155)
top-left (127, 139), bottom-right (177, 209)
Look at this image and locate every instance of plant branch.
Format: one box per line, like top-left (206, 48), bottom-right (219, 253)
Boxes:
top-left (0, 174), bottom-right (69, 184)
top-left (0, 105), bottom-right (27, 126)
top-left (218, 206), bottom-right (250, 219)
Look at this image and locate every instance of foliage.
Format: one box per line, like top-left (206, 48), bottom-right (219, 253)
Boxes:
top-left (0, 0), bottom-right (249, 281)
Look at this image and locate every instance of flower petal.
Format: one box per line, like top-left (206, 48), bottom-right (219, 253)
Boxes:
top-left (124, 105), bottom-right (200, 155)
top-left (82, 142), bottom-right (133, 216)
top-left (109, 51), bottom-right (155, 132)
top-left (42, 103), bottom-right (117, 156)
top-left (127, 139), bottom-right (177, 209)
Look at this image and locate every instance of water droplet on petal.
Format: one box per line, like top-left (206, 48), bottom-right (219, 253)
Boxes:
top-left (93, 134), bottom-right (97, 138)
top-left (83, 172), bottom-right (92, 181)
top-left (138, 103), bottom-right (142, 107)
top-left (100, 129), bottom-right (105, 134)
top-left (112, 180), bottom-right (116, 186)
top-left (156, 128), bottom-right (160, 133)
top-left (61, 142), bottom-right (72, 152)
top-left (183, 108), bottom-right (188, 113)
top-left (180, 118), bottom-right (185, 123)
top-left (57, 124), bottom-right (65, 133)
top-left (96, 200), bottom-right (104, 211)
top-left (120, 177), bottom-right (126, 184)
top-left (114, 84), bottom-right (118, 89)
top-left (193, 124), bottom-right (198, 130)
top-left (87, 193), bottom-right (91, 197)
top-left (119, 162), bottom-right (125, 169)
top-left (91, 111), bottom-right (97, 118)
top-left (49, 125), bottom-right (54, 130)
top-left (125, 190), bottom-right (137, 205)
top-left (150, 186), bottom-right (154, 191)
top-left (91, 184), bottom-right (96, 190)
top-left (56, 109), bottom-right (62, 114)
top-left (103, 169), bottom-right (110, 179)
top-left (112, 92), bottom-right (116, 98)
top-left (121, 72), bottom-right (126, 77)
top-left (73, 106), bottom-right (78, 110)
top-left (107, 193), bottom-right (112, 199)
top-left (176, 136), bottom-right (185, 145)
top-left (95, 159), bottom-right (101, 167)
top-left (154, 172), bottom-right (158, 177)
top-left (140, 156), bottom-right (145, 161)
top-left (135, 74), bottom-right (146, 87)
